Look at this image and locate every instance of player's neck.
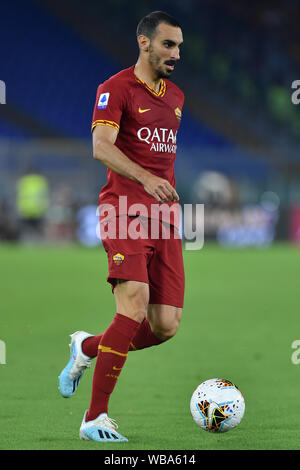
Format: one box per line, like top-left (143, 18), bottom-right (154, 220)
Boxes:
top-left (134, 62), bottom-right (162, 94)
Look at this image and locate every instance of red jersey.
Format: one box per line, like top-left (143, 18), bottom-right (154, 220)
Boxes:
top-left (92, 65), bottom-right (184, 224)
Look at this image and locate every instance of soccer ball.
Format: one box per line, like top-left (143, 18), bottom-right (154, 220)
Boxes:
top-left (190, 378), bottom-right (245, 433)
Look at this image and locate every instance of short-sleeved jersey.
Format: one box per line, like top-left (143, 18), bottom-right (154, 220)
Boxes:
top-left (92, 65), bottom-right (184, 224)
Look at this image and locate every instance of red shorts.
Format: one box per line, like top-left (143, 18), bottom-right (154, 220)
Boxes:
top-left (100, 215), bottom-right (185, 308)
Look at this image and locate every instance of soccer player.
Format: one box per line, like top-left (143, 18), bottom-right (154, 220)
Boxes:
top-left (59, 11), bottom-right (185, 442)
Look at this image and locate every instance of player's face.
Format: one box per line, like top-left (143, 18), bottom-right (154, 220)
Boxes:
top-left (149, 23), bottom-right (183, 79)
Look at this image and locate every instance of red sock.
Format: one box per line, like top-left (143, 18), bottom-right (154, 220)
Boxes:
top-left (82, 318), bottom-right (163, 358)
top-left (86, 313), bottom-right (140, 421)
top-left (82, 335), bottom-right (101, 357)
top-left (129, 318), bottom-right (163, 351)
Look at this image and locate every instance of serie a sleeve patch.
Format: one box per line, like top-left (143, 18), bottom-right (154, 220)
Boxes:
top-left (97, 92), bottom-right (110, 109)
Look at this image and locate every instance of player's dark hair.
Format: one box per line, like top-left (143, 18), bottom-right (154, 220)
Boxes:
top-left (136, 11), bottom-right (181, 40)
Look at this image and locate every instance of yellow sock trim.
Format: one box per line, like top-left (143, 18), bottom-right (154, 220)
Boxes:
top-left (98, 344), bottom-right (128, 357)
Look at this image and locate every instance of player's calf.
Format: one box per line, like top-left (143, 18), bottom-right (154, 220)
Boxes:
top-left (151, 323), bottom-right (179, 341)
top-left (147, 304), bottom-right (182, 341)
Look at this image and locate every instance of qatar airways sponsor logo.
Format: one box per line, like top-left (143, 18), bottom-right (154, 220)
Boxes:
top-left (137, 127), bottom-right (177, 153)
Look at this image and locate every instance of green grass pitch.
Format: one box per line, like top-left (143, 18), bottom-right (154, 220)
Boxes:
top-left (0, 242), bottom-right (299, 450)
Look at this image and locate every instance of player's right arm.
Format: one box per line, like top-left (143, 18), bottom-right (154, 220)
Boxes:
top-left (92, 124), bottom-right (179, 203)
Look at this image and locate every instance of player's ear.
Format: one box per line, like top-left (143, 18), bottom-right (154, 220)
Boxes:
top-left (137, 34), bottom-right (150, 52)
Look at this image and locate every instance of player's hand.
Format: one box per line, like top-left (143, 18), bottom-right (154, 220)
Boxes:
top-left (141, 173), bottom-right (179, 203)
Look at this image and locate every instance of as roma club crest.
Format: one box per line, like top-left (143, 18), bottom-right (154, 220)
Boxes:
top-left (113, 253), bottom-right (125, 266)
top-left (174, 107), bottom-right (182, 122)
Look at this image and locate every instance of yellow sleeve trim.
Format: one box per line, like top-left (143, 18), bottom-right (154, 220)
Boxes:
top-left (91, 119), bottom-right (120, 132)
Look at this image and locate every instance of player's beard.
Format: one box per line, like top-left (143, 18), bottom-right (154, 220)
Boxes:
top-left (149, 44), bottom-right (174, 79)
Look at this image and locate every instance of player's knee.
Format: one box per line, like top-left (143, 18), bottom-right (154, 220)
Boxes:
top-left (149, 307), bottom-right (182, 341)
top-left (114, 280), bottom-right (149, 323)
top-left (122, 299), bottom-right (148, 323)
top-left (130, 306), bottom-right (147, 323)
top-left (128, 289), bottom-right (148, 322)
top-left (153, 321), bottom-right (180, 342)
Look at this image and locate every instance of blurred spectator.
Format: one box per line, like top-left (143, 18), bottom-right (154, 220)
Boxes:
top-left (0, 199), bottom-right (19, 241)
top-left (45, 185), bottom-right (76, 242)
top-left (16, 171), bottom-right (50, 242)
top-left (192, 171), bottom-right (238, 208)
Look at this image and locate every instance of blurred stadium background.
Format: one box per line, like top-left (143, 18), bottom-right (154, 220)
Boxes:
top-left (1, 0), bottom-right (300, 247)
top-left (2, 0), bottom-right (300, 451)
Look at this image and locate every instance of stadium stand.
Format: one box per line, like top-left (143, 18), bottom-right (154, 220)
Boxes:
top-left (1, 0), bottom-right (299, 244)
top-left (1, 0), bottom-right (297, 181)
